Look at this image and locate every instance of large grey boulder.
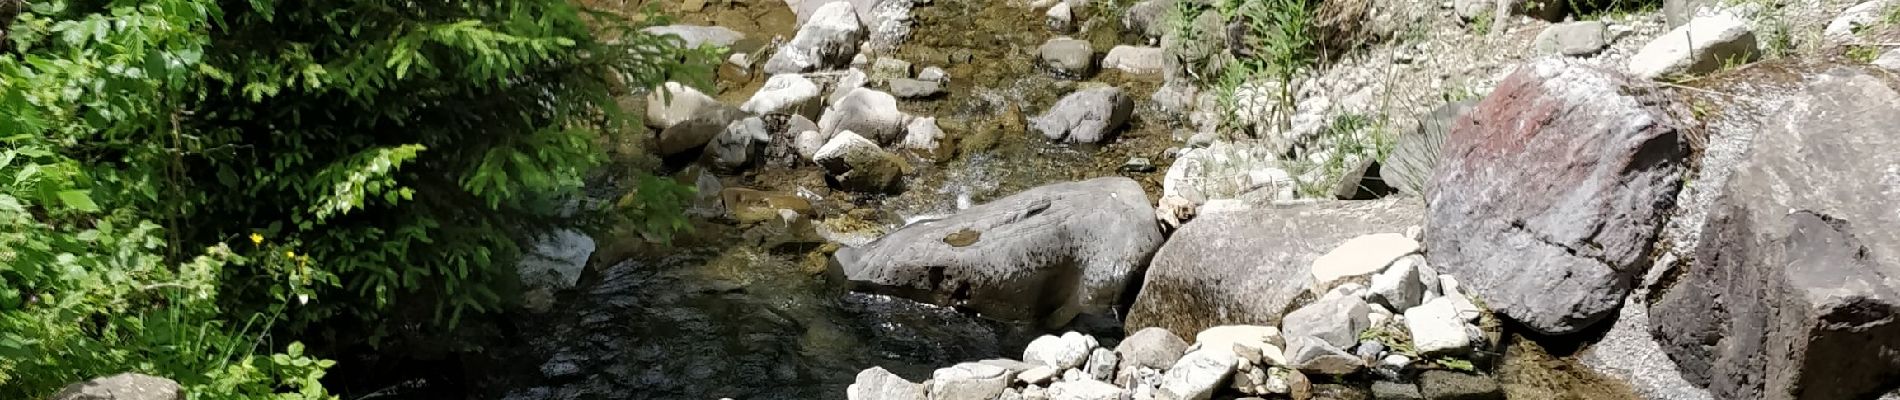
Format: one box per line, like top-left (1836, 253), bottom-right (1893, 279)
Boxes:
top-left (1038, 38), bottom-right (1095, 79)
top-left (1104, 46), bottom-right (1166, 74)
top-left (1627, 12), bottom-right (1758, 80)
top-left (1128, 200), bottom-right (1422, 336)
top-left (848, 366), bottom-right (926, 400)
top-left (53, 374), bottom-right (180, 400)
top-left (819, 87), bottom-right (912, 145)
top-left (1650, 68), bottom-right (1900, 400)
top-left (765, 1), bottom-right (865, 74)
top-left (1032, 87), bottom-right (1135, 145)
top-left (1426, 58), bottom-right (1686, 335)
top-left (837, 177), bottom-right (1165, 327)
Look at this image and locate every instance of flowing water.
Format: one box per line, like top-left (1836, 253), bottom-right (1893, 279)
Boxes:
top-left (450, 0), bottom-right (1181, 398)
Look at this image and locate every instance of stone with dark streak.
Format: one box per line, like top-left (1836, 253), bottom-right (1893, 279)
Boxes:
top-left (1425, 58), bottom-right (1687, 335)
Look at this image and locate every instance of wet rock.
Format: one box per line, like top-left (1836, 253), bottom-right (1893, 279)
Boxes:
top-left (1428, 58), bottom-right (1686, 335)
top-left (1372, 381), bottom-right (1423, 400)
top-left (837, 177), bottom-right (1164, 327)
top-left (1032, 87), bottom-right (1134, 144)
top-left (1285, 335), bottom-right (1362, 375)
top-left (1417, 371), bottom-right (1502, 400)
top-left (1650, 68), bottom-right (1900, 400)
top-left (705, 116), bottom-right (772, 171)
top-left (1159, 348), bottom-right (1238, 400)
top-left (889, 78), bottom-right (944, 99)
top-left (1628, 12), bottom-right (1758, 80)
top-left (645, 81), bottom-right (730, 130)
top-left (1382, 101), bottom-right (1473, 197)
top-left (53, 373), bottom-right (180, 400)
top-left (870, 57), bottom-right (913, 82)
top-left (1025, 332), bottom-right (1100, 370)
top-left (1117, 327), bottom-right (1189, 374)
top-left (1038, 38), bottom-right (1095, 79)
top-left (643, 25), bottom-right (744, 50)
top-left (1049, 380), bottom-right (1125, 400)
top-left (1311, 233), bottom-right (1419, 289)
top-left (1283, 295), bottom-right (1371, 349)
top-left (1824, 0), bottom-right (1897, 44)
top-left (1128, 200), bottom-right (1423, 335)
top-left (1533, 21), bottom-right (1608, 56)
top-left (684, 167), bottom-right (725, 218)
top-left (901, 116), bottom-right (943, 152)
top-left (1046, 2), bottom-right (1075, 32)
top-left (917, 66), bottom-right (949, 83)
top-left (1123, 0), bottom-right (1174, 38)
top-left (741, 74), bottom-right (823, 121)
top-left (813, 131), bottom-right (905, 193)
top-left (1104, 46), bottom-right (1166, 74)
top-left (1085, 348), bottom-right (1119, 381)
top-left (927, 362), bottom-right (1011, 400)
top-left (848, 367), bottom-right (926, 400)
top-left (765, 2), bottom-right (865, 74)
top-left (1404, 297), bottom-right (1473, 357)
top-left (820, 87), bottom-right (912, 145)
top-left (1367, 254), bottom-right (1425, 311)
top-left (517, 229), bottom-right (594, 292)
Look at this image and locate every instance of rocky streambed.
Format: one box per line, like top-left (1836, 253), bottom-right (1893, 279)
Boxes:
top-left (396, 0), bottom-right (1900, 399)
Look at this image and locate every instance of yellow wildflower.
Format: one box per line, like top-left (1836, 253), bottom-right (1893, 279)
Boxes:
top-left (249, 233), bottom-right (263, 245)
top-left (285, 250), bottom-right (295, 259)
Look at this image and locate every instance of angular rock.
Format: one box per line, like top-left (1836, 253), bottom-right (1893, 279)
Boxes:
top-left (918, 66), bottom-right (950, 83)
top-left (838, 177), bottom-right (1164, 327)
top-left (1417, 371), bottom-right (1503, 400)
top-left (1019, 366), bottom-right (1058, 385)
top-left (928, 362), bottom-right (1011, 400)
top-left (1116, 327), bottom-right (1190, 373)
top-left (1628, 13), bottom-right (1759, 80)
top-left (765, 2), bottom-right (865, 74)
top-left (1405, 297), bottom-right (1474, 357)
top-left (1046, 2), bottom-right (1075, 33)
top-left (1533, 21), bottom-right (1609, 56)
top-left (819, 87), bottom-right (912, 145)
top-left (643, 25), bottom-right (745, 50)
top-left (1049, 379), bottom-right (1125, 400)
top-left (1312, 233), bottom-right (1420, 289)
top-left (1158, 349), bottom-right (1238, 400)
top-left (53, 373), bottom-right (181, 400)
top-left (1128, 200), bottom-right (1423, 335)
top-left (741, 74), bottom-right (824, 120)
top-left (704, 116), bottom-right (772, 171)
top-left (901, 116), bottom-right (944, 152)
top-left (813, 131), bottom-right (905, 193)
top-left (1104, 46), bottom-right (1166, 74)
top-left (1038, 38), bottom-right (1095, 79)
top-left (1282, 295), bottom-right (1372, 349)
top-left (1085, 348), bottom-right (1119, 381)
top-left (1823, 0), bottom-right (1897, 44)
top-left (870, 57), bottom-right (914, 82)
top-left (1285, 335), bottom-right (1363, 375)
top-left (646, 81), bottom-right (731, 130)
top-left (1650, 68), bottom-right (1900, 400)
top-left (1025, 332), bottom-right (1100, 370)
top-left (889, 78), bottom-right (944, 99)
top-left (828, 68), bottom-right (871, 105)
top-left (1372, 381), bottom-right (1424, 400)
top-left (1032, 87), bottom-right (1134, 144)
top-left (658, 110), bottom-right (747, 158)
top-left (1367, 254), bottom-right (1425, 311)
top-left (1427, 58), bottom-right (1686, 335)
top-left (1875, 49), bottom-right (1900, 71)
top-left (848, 366), bottom-right (926, 400)
top-left (516, 229), bottom-right (594, 291)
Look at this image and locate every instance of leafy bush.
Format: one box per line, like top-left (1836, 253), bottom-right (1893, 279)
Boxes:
top-left (0, 0), bottom-right (708, 396)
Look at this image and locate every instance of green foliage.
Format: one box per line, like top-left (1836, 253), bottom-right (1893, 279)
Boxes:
top-left (0, 0), bottom-right (709, 396)
top-left (1469, 9), bottom-right (1494, 35)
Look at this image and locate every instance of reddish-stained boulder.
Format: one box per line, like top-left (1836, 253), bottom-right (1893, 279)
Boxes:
top-left (1425, 58), bottom-right (1687, 335)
